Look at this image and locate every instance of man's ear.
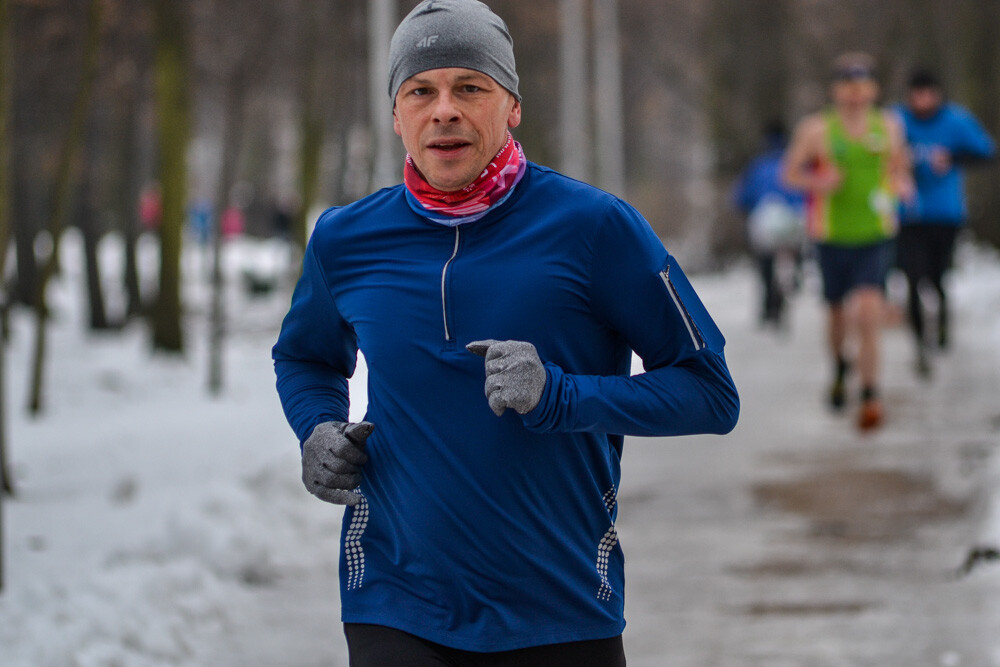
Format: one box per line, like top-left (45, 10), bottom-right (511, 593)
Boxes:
top-left (507, 99), bottom-right (522, 130)
top-left (393, 106), bottom-right (402, 137)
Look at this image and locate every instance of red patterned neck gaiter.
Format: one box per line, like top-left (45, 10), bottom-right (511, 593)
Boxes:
top-left (404, 132), bottom-right (522, 218)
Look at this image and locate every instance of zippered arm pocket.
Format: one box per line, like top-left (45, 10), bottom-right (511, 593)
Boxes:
top-left (659, 265), bottom-right (706, 351)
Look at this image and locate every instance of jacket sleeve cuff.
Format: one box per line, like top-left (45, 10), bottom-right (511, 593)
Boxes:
top-left (520, 362), bottom-right (574, 433)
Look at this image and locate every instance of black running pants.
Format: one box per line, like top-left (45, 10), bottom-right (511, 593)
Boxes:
top-left (344, 623), bottom-right (627, 667)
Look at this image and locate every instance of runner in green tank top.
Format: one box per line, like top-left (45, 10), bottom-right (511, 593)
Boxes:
top-left (813, 109), bottom-right (897, 245)
top-left (782, 52), bottom-right (913, 432)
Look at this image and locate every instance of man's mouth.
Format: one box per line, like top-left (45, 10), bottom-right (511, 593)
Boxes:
top-left (428, 140), bottom-right (471, 153)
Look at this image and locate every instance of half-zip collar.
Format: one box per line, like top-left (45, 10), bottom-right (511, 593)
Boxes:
top-left (441, 227), bottom-right (461, 341)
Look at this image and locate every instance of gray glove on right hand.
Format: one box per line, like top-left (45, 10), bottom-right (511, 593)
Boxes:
top-left (301, 421), bottom-right (374, 507)
top-left (467, 339), bottom-right (547, 416)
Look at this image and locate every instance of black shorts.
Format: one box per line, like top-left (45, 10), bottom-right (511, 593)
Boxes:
top-left (815, 240), bottom-right (895, 305)
top-left (344, 623), bottom-right (627, 667)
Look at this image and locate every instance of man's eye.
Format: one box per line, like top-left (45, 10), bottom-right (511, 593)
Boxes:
top-left (460, 85), bottom-right (481, 93)
top-left (411, 87), bottom-right (430, 96)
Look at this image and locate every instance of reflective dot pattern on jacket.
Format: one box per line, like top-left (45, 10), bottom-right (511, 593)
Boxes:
top-left (596, 487), bottom-right (619, 601)
top-left (345, 493), bottom-right (369, 590)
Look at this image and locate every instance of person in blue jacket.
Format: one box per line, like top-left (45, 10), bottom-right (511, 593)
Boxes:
top-left (272, 2), bottom-right (739, 664)
top-left (895, 69), bottom-right (995, 376)
top-left (732, 120), bottom-right (806, 328)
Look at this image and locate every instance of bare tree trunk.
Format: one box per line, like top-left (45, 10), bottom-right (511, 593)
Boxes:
top-left (207, 104), bottom-right (241, 395)
top-left (592, 0), bottom-right (625, 196)
top-left (11, 185), bottom-right (37, 308)
top-left (150, 0), bottom-right (190, 353)
top-left (0, 0), bottom-right (10, 593)
top-left (369, 0), bottom-right (397, 191)
top-left (115, 62), bottom-right (144, 320)
top-left (28, 0), bottom-right (102, 415)
top-left (78, 133), bottom-right (110, 330)
top-left (958, 0), bottom-right (1000, 250)
top-left (291, 1), bottom-right (327, 255)
top-left (0, 0), bottom-right (11, 482)
top-left (207, 0), bottom-right (266, 395)
top-left (559, 0), bottom-right (591, 182)
top-left (105, 0), bottom-right (146, 321)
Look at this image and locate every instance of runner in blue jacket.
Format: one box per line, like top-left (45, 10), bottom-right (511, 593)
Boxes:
top-left (273, 2), bottom-right (738, 664)
top-left (732, 120), bottom-right (806, 328)
top-left (894, 69), bottom-right (995, 375)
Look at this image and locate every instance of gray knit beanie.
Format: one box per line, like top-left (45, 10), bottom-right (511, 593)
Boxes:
top-left (388, 0), bottom-right (520, 102)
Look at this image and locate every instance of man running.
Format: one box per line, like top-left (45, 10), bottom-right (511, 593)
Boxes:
top-left (272, 1), bottom-right (739, 664)
top-left (894, 69), bottom-right (995, 376)
top-left (783, 52), bottom-right (913, 431)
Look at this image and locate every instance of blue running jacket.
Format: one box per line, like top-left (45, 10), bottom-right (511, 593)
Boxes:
top-left (895, 102), bottom-right (995, 225)
top-left (273, 162), bottom-right (739, 652)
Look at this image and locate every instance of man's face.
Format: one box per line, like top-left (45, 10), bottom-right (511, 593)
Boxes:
top-left (907, 86), bottom-right (943, 118)
top-left (831, 75), bottom-right (879, 110)
top-left (393, 67), bottom-right (521, 192)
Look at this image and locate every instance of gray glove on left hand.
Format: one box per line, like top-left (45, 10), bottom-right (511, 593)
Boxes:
top-left (301, 421), bottom-right (374, 507)
top-left (467, 339), bottom-right (547, 416)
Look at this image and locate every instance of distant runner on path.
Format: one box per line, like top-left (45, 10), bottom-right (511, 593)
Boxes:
top-left (893, 68), bottom-right (996, 377)
top-left (733, 119), bottom-right (806, 330)
top-left (783, 52), bottom-right (913, 431)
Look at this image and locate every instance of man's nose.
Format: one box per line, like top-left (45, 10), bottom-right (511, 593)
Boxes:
top-left (431, 91), bottom-right (461, 123)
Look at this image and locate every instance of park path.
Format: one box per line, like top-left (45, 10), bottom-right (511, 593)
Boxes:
top-left (620, 252), bottom-right (1000, 666)
top-left (206, 250), bottom-right (1000, 667)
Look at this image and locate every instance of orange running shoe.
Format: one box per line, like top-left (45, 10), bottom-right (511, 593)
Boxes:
top-left (857, 399), bottom-right (884, 431)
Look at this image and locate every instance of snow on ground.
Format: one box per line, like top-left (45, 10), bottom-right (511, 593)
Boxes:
top-left (0, 230), bottom-right (351, 666)
top-left (0, 230), bottom-right (998, 666)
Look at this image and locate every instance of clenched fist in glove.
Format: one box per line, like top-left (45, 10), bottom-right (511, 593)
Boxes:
top-left (466, 339), bottom-right (547, 416)
top-left (301, 421), bottom-right (374, 506)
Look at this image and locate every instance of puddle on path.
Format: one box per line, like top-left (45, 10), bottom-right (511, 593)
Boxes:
top-left (729, 557), bottom-right (885, 578)
top-left (752, 467), bottom-right (968, 543)
top-left (731, 468), bottom-right (966, 619)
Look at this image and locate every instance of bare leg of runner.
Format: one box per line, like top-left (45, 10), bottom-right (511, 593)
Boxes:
top-left (827, 304), bottom-right (849, 409)
top-left (854, 287), bottom-right (885, 430)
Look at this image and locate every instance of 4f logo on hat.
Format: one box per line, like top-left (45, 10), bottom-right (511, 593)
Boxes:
top-left (416, 35), bottom-right (439, 47)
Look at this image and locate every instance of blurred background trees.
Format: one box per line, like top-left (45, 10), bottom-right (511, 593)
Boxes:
top-left (3, 0), bottom-right (1000, 598)
top-left (3, 0), bottom-right (1000, 359)
top-left (1, 0), bottom-right (999, 569)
